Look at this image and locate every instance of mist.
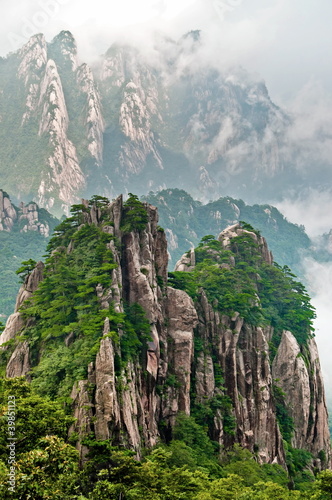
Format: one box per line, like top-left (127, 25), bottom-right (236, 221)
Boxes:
top-left (303, 258), bottom-right (332, 399)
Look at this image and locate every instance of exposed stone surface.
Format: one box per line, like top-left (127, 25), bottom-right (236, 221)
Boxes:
top-left (0, 190), bottom-right (17, 231)
top-left (18, 34), bottom-right (48, 125)
top-left (166, 287), bottom-right (197, 416)
top-left (11, 33), bottom-right (86, 212)
top-left (193, 291), bottom-right (285, 464)
top-left (14, 261), bottom-right (45, 311)
top-left (6, 341), bottom-right (30, 378)
top-left (37, 59), bottom-right (85, 210)
top-left (0, 190), bottom-right (52, 236)
top-left (218, 223), bottom-right (273, 265)
top-left (273, 331), bottom-right (331, 463)
top-left (50, 31), bottom-right (78, 72)
top-left (2, 31), bottom-right (294, 211)
top-left (118, 81), bottom-right (163, 175)
top-left (174, 248), bottom-right (196, 272)
top-left (76, 63), bottom-right (105, 166)
top-left (0, 313), bottom-right (25, 346)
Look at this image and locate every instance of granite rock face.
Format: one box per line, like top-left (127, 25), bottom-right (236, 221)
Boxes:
top-left (2, 200), bottom-right (330, 469)
top-left (0, 189), bottom-right (52, 236)
top-left (218, 223), bottom-right (273, 265)
top-left (192, 289), bottom-right (285, 465)
top-left (273, 331), bottom-right (331, 462)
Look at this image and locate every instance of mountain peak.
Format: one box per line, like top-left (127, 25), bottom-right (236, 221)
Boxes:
top-left (51, 30), bottom-right (76, 46)
top-left (49, 30), bottom-right (78, 71)
top-left (181, 29), bottom-right (201, 43)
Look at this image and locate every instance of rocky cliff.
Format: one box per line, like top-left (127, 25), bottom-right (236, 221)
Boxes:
top-left (0, 189), bottom-right (54, 236)
top-left (0, 198), bottom-right (330, 473)
top-left (0, 30), bottom-right (298, 212)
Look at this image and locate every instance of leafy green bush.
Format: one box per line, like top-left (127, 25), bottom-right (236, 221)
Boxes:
top-left (121, 193), bottom-right (149, 233)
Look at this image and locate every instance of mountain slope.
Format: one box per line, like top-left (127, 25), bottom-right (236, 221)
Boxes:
top-left (0, 32), bottom-right (102, 213)
top-left (0, 196), bottom-right (329, 478)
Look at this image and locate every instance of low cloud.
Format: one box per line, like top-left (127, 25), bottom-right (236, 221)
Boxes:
top-left (275, 190), bottom-right (332, 238)
top-left (281, 80), bottom-right (332, 171)
top-left (303, 257), bottom-right (332, 397)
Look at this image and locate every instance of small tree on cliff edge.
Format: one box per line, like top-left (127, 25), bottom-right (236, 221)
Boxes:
top-left (121, 193), bottom-right (149, 233)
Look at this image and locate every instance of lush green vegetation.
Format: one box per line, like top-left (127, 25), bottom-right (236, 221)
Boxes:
top-left (121, 193), bottom-right (149, 233)
top-left (169, 231), bottom-right (315, 347)
top-left (0, 200), bottom-right (326, 498)
top-left (1, 379), bottom-right (331, 499)
top-left (3, 201), bottom-right (151, 404)
top-left (168, 227), bottom-right (318, 491)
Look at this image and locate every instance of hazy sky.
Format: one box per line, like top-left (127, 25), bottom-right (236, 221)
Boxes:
top-left (1, 0), bottom-right (332, 104)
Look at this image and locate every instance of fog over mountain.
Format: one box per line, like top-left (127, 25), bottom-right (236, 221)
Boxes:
top-left (2, 1), bottom-right (332, 98)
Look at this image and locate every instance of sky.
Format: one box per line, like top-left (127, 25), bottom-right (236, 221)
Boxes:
top-left (1, 1), bottom-right (332, 394)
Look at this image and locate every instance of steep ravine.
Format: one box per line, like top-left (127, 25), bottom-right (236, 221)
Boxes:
top-left (0, 197), bottom-right (330, 473)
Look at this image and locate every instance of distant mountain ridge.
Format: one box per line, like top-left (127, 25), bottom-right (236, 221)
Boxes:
top-left (0, 30), bottom-right (308, 213)
top-left (143, 189), bottom-right (311, 275)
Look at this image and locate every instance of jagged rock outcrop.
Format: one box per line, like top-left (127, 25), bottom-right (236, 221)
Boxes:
top-left (218, 223), bottom-right (273, 265)
top-left (76, 64), bottom-right (105, 166)
top-left (15, 32), bottom-right (87, 211)
top-left (18, 34), bottom-right (48, 125)
top-left (118, 81), bottom-right (163, 175)
top-left (0, 190), bottom-right (17, 231)
top-left (194, 292), bottom-right (285, 464)
top-left (273, 331), bottom-right (331, 464)
top-left (0, 189), bottom-right (52, 236)
top-left (37, 58), bottom-right (85, 211)
top-left (50, 31), bottom-right (78, 72)
top-left (174, 248), bottom-right (196, 271)
top-left (1, 200), bottom-right (330, 470)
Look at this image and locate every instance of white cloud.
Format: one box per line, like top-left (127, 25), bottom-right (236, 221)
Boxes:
top-left (304, 258), bottom-right (332, 397)
top-left (275, 191), bottom-right (332, 238)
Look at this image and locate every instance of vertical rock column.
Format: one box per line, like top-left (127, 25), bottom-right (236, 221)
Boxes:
top-left (272, 330), bottom-right (331, 466)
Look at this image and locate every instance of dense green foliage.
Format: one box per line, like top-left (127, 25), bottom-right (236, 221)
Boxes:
top-left (168, 228), bottom-right (318, 488)
top-left (121, 193), bottom-right (149, 232)
top-left (0, 381), bottom-right (330, 499)
top-left (169, 231), bottom-right (315, 347)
